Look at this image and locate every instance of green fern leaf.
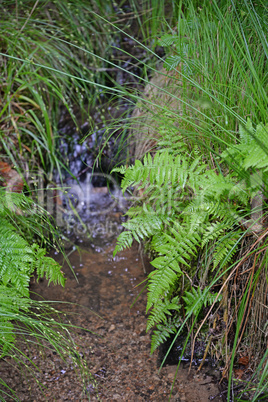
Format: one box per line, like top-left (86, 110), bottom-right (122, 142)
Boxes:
top-left (239, 118), bottom-right (254, 145)
top-left (212, 231), bottom-right (241, 270)
top-left (146, 296), bottom-right (181, 331)
top-left (122, 213), bottom-right (163, 242)
top-left (158, 33), bottom-right (176, 46)
top-left (113, 231), bottom-right (134, 257)
top-left (34, 246), bottom-right (65, 286)
top-left (222, 119), bottom-right (268, 173)
top-left (147, 258), bottom-right (182, 310)
top-left (164, 55), bottom-right (182, 70)
top-left (151, 318), bottom-right (180, 354)
top-left (111, 165), bottom-right (127, 175)
top-left (183, 287), bottom-right (221, 316)
top-left (201, 221), bottom-right (226, 248)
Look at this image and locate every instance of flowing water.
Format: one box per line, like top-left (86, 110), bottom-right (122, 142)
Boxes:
top-left (0, 175), bottom-right (223, 401)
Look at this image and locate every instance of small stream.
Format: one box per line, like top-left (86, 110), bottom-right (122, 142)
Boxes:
top-left (21, 169), bottom-right (223, 401)
top-left (0, 40), bottom-right (224, 400)
top-left (0, 149), bottom-right (224, 400)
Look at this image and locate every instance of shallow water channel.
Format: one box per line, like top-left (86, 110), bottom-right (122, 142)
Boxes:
top-left (0, 178), bottom-right (224, 401)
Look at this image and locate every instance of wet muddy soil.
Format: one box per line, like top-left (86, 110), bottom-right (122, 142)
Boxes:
top-left (0, 232), bottom-right (223, 401)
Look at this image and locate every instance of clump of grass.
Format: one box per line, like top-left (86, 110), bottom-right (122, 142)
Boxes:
top-left (0, 0), bottom-right (136, 179)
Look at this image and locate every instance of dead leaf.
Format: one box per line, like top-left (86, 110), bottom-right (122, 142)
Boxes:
top-left (234, 368), bottom-right (244, 380)
top-left (0, 160), bottom-right (23, 192)
top-left (238, 356), bottom-right (249, 367)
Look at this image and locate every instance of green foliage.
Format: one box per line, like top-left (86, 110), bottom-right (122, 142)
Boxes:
top-left (0, 0), bottom-right (177, 178)
top-left (146, 296), bottom-right (181, 331)
top-left (0, 188), bottom-right (65, 358)
top-left (0, 286), bottom-right (30, 356)
top-left (182, 286), bottom-right (221, 316)
top-left (113, 230), bottom-right (134, 256)
top-left (0, 188), bottom-right (92, 400)
top-left (109, 0), bottom-right (268, 397)
top-left (114, 149), bottom-right (244, 347)
top-left (0, 221), bottom-right (34, 296)
top-left (158, 29), bottom-right (195, 76)
top-left (111, 0), bottom-right (268, 396)
top-left (103, 0), bottom-right (268, 397)
top-left (34, 245), bottom-right (65, 286)
top-left (151, 318), bottom-right (180, 354)
top-left (222, 119), bottom-right (268, 194)
top-left (0, 0), bottom-right (135, 177)
top-left (155, 0), bottom-right (268, 158)
top-left (0, 221), bottom-right (64, 297)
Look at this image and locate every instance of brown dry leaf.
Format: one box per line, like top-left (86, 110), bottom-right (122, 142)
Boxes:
top-left (0, 161), bottom-right (12, 174)
top-left (238, 356), bottom-right (249, 367)
top-left (234, 368), bottom-right (244, 380)
top-left (108, 324), bottom-right (116, 332)
top-left (0, 160), bottom-right (23, 192)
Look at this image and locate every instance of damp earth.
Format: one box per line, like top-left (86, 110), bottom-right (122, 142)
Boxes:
top-left (0, 183), bottom-right (224, 401)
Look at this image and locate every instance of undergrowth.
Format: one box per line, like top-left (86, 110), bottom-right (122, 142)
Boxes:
top-left (0, 187), bottom-right (92, 399)
top-left (0, 0), bottom-right (178, 399)
top-left (1, 0), bottom-right (268, 400)
top-left (113, 1), bottom-right (268, 401)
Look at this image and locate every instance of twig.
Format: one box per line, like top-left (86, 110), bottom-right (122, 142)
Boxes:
top-left (210, 384), bottom-right (243, 399)
top-left (19, 0), bottom-right (39, 34)
top-left (197, 316), bottom-right (217, 372)
top-left (138, 242), bottom-right (147, 274)
top-left (112, 8), bottom-right (153, 24)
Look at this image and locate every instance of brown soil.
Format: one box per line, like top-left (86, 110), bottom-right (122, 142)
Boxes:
top-left (0, 241), bottom-right (223, 401)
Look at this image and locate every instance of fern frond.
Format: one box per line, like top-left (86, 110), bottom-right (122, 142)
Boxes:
top-left (0, 188), bottom-right (67, 361)
top-left (122, 212), bottom-right (163, 242)
top-left (239, 118), bottom-right (254, 145)
top-left (111, 165), bottom-right (127, 175)
top-left (118, 151), bottom-right (205, 195)
top-left (146, 296), bottom-right (180, 331)
top-left (201, 221), bottom-right (228, 248)
top-left (167, 223), bottom-right (200, 255)
top-left (0, 220), bottom-right (34, 296)
top-left (212, 230), bottom-right (241, 270)
top-left (113, 231), bottom-right (133, 256)
top-left (34, 246), bottom-right (65, 286)
top-left (151, 318), bottom-right (180, 354)
top-left (119, 159), bottom-right (151, 193)
top-left (114, 146), bottom-right (250, 353)
top-left (147, 257), bottom-right (182, 310)
top-left (222, 119), bottom-right (268, 173)
top-left (182, 286), bottom-right (221, 316)
top-left (242, 122), bottom-right (268, 170)
top-left (0, 189), bottom-right (34, 215)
